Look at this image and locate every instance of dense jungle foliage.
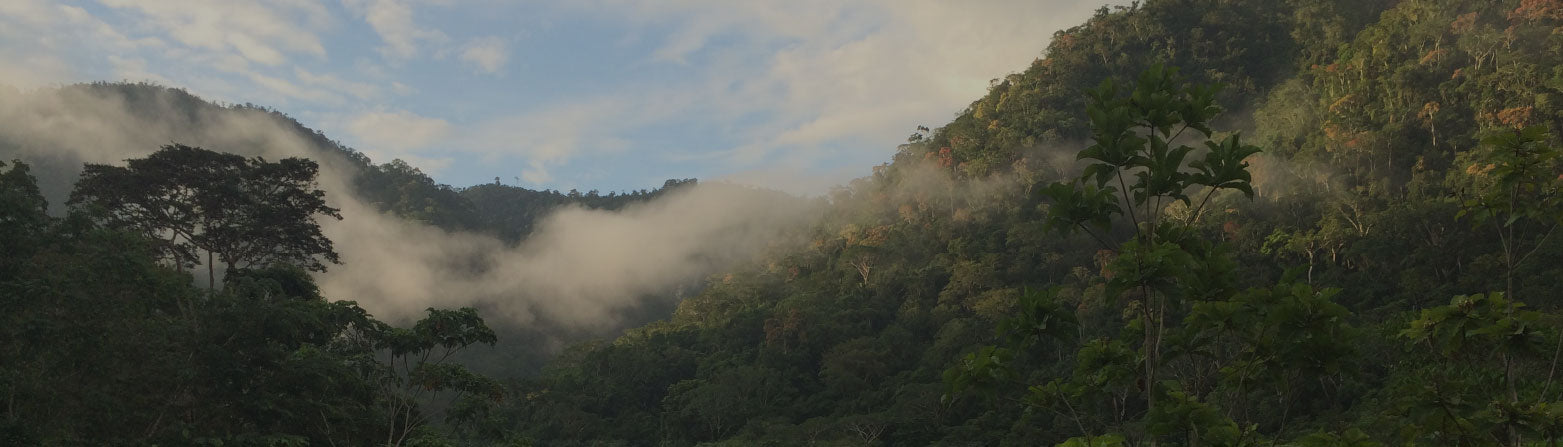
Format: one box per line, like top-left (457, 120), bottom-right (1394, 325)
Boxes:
top-left (5, 0), bottom-right (1563, 445)
top-left (484, 0), bottom-right (1563, 445)
top-left (1, 150), bottom-right (506, 445)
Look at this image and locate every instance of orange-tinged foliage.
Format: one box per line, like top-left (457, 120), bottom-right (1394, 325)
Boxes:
top-left (1466, 162), bottom-right (1497, 176)
top-left (1419, 101), bottom-right (1441, 120)
top-left (1511, 0), bottom-right (1563, 22)
top-left (1497, 106), bottom-right (1535, 128)
top-left (1223, 220), bottom-right (1242, 241)
top-left (898, 203), bottom-right (919, 222)
top-left (1328, 94), bottom-right (1356, 114)
top-left (1451, 12), bottom-right (1478, 34)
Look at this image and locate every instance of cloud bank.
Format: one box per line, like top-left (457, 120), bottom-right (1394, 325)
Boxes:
top-left (0, 85), bottom-right (817, 335)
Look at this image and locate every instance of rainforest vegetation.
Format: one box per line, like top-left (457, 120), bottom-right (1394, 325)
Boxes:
top-left (5, 0), bottom-right (1563, 445)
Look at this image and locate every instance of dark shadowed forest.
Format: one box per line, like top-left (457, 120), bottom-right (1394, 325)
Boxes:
top-left (6, 0), bottom-right (1563, 445)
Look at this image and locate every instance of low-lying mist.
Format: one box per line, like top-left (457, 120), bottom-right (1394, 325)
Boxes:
top-left (0, 84), bottom-right (820, 348)
top-left (321, 182), bottom-right (820, 328)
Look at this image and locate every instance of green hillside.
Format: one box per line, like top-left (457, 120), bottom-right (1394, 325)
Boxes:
top-left (5, 0), bottom-right (1563, 445)
top-left (477, 0), bottom-right (1563, 445)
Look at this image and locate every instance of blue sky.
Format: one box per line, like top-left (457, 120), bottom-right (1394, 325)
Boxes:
top-left (0, 0), bottom-right (1108, 194)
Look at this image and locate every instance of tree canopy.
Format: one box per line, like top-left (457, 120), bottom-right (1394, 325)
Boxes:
top-left (69, 144), bottom-right (342, 287)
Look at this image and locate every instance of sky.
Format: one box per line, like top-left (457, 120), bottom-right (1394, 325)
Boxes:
top-left (0, 0), bottom-right (1109, 195)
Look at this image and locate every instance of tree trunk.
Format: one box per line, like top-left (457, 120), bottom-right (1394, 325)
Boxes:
top-left (207, 250), bottom-right (215, 291)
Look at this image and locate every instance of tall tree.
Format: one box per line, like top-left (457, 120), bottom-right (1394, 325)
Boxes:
top-left (69, 144), bottom-right (342, 288)
top-left (0, 160), bottom-right (48, 276)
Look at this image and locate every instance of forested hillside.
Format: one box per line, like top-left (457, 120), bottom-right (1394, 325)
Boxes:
top-left (472, 0), bottom-right (1563, 445)
top-left (5, 0), bottom-right (1563, 445)
top-left (0, 82), bottom-right (725, 444)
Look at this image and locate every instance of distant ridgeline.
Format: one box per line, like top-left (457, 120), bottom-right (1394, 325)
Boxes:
top-left (0, 81), bottom-right (696, 243)
top-left (7, 0), bottom-right (1563, 445)
top-left (0, 81), bottom-right (705, 444)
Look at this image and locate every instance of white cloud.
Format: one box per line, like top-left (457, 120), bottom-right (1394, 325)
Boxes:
top-left (341, 0), bottom-right (449, 61)
top-left (0, 0), bottom-right (164, 86)
top-left (227, 69), bottom-right (366, 107)
top-left (96, 0), bottom-right (332, 66)
top-left (457, 93), bottom-right (690, 185)
top-left (533, 0), bottom-right (1107, 188)
top-left (714, 162), bottom-right (868, 197)
top-left (345, 109), bottom-right (451, 153)
top-left (520, 160), bottom-right (552, 184)
top-left (245, 72), bottom-right (311, 100)
top-left (294, 66), bottom-right (380, 100)
top-left (460, 36), bottom-right (509, 74)
top-left (3, 0), bottom-right (1112, 195)
top-left (0, 0), bottom-right (61, 27)
top-left (108, 55), bottom-right (174, 86)
top-left (0, 0), bottom-right (368, 111)
top-left (724, 0), bottom-right (1102, 160)
top-left (348, 0), bottom-right (1106, 191)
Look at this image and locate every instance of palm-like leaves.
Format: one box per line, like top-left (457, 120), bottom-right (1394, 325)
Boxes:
top-left (1454, 125), bottom-right (1562, 227)
top-left (1190, 134), bottom-right (1262, 199)
top-left (1043, 63), bottom-right (1258, 242)
top-left (1038, 181), bottom-right (1121, 236)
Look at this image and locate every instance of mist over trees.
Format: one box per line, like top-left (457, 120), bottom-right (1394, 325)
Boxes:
top-left (0, 79), bottom-right (798, 377)
top-left (476, 0), bottom-right (1563, 445)
top-left (69, 144), bottom-right (343, 288)
top-left (5, 0), bottom-right (1563, 445)
top-left (1, 155), bottom-right (500, 445)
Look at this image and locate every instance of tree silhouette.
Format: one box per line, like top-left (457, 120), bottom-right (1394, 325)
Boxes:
top-left (70, 144), bottom-right (342, 288)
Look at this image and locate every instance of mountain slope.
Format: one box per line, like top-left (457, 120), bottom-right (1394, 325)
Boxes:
top-left (479, 1), bottom-right (1563, 445)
